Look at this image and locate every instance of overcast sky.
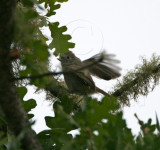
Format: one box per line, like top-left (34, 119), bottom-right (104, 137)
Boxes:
top-left (25, 0), bottom-right (160, 135)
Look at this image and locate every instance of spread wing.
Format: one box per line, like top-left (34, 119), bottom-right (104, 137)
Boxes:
top-left (83, 52), bottom-right (121, 80)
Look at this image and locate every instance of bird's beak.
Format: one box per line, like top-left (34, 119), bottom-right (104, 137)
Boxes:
top-left (57, 58), bottom-right (62, 61)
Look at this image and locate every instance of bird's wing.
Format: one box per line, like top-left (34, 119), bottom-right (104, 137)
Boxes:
top-left (83, 52), bottom-right (121, 80)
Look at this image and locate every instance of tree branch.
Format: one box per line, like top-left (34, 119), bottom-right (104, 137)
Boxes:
top-left (13, 55), bottom-right (103, 81)
top-left (112, 58), bottom-right (160, 106)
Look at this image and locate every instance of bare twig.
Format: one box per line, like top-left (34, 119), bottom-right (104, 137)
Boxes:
top-left (134, 113), bottom-right (144, 126)
top-left (13, 55), bottom-right (103, 81)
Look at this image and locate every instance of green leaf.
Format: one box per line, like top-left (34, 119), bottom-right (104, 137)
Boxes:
top-left (16, 87), bottom-right (37, 119)
top-left (54, 96), bottom-right (74, 114)
top-left (74, 96), bottom-right (119, 128)
top-left (21, 0), bottom-right (34, 7)
top-left (156, 112), bottom-right (160, 132)
top-left (46, 3), bottom-right (61, 16)
top-left (45, 105), bottom-right (78, 132)
top-left (27, 114), bottom-right (34, 120)
top-left (38, 0), bottom-right (68, 5)
top-left (22, 99), bottom-right (36, 113)
top-left (24, 9), bottom-right (38, 21)
top-left (38, 0), bottom-right (63, 16)
top-left (148, 119), bottom-right (152, 125)
top-left (16, 87), bottom-right (27, 100)
top-left (49, 22), bottom-right (75, 56)
top-left (38, 129), bottom-right (72, 150)
top-left (38, 131), bottom-right (55, 150)
top-left (31, 40), bottom-right (49, 61)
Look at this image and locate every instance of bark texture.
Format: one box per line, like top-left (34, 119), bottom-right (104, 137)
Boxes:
top-left (0, 1), bottom-right (42, 149)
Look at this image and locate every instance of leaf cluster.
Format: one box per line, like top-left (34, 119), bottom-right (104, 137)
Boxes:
top-left (38, 97), bottom-right (160, 150)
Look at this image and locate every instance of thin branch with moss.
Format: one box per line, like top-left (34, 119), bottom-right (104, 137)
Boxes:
top-left (112, 55), bottom-right (160, 106)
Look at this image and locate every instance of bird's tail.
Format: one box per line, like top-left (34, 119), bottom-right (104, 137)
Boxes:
top-left (95, 87), bottom-right (110, 97)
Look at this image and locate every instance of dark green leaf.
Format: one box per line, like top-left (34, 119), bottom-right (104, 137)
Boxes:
top-left (49, 22), bottom-right (75, 56)
top-left (45, 105), bottom-right (78, 132)
top-left (22, 99), bottom-right (36, 113)
top-left (156, 112), bottom-right (160, 132)
top-left (16, 87), bottom-right (37, 119)
top-left (54, 96), bottom-right (74, 114)
top-left (22, 0), bottom-right (34, 7)
top-left (16, 87), bottom-right (27, 100)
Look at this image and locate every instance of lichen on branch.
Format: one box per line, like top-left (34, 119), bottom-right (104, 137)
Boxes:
top-left (112, 54), bottom-right (160, 106)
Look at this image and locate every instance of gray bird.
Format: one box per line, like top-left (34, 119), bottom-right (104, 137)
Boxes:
top-left (58, 51), bottom-right (121, 96)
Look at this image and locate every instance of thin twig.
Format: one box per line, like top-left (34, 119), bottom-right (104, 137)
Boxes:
top-left (13, 56), bottom-right (103, 81)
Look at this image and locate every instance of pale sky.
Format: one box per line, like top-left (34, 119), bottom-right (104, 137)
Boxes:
top-left (25, 0), bottom-right (160, 135)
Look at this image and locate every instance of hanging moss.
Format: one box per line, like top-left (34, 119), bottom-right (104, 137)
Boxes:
top-left (112, 54), bottom-right (160, 106)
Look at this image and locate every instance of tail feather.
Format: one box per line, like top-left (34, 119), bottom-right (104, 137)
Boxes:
top-left (95, 87), bottom-right (110, 97)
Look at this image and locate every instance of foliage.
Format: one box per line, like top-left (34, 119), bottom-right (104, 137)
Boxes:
top-left (16, 87), bottom-right (37, 119)
top-left (1, 0), bottom-right (160, 149)
top-left (49, 22), bottom-right (75, 56)
top-left (37, 97), bottom-right (160, 150)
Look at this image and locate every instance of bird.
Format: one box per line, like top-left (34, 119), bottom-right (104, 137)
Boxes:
top-left (58, 51), bottom-right (121, 96)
